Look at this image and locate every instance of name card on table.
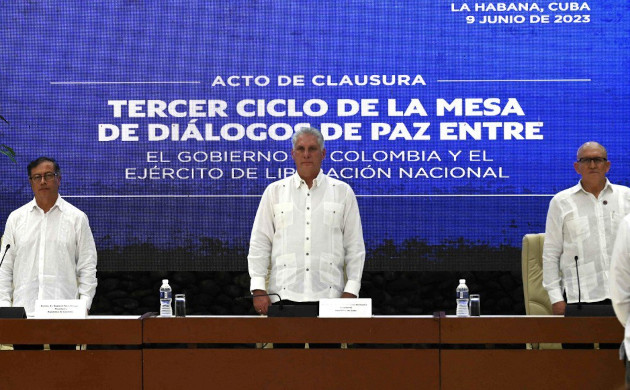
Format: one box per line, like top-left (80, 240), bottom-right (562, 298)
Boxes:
top-left (33, 299), bottom-right (87, 319)
top-left (319, 298), bottom-right (372, 318)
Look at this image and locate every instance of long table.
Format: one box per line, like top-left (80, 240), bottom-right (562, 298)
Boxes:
top-left (0, 316), bottom-right (625, 389)
top-left (143, 316), bottom-right (441, 389)
top-left (439, 317), bottom-right (624, 389)
top-left (0, 317), bottom-right (142, 389)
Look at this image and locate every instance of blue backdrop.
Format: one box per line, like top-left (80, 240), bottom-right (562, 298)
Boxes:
top-left (0, 1), bottom-right (627, 271)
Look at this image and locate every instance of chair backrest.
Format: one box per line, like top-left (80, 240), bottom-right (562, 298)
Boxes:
top-left (521, 233), bottom-right (553, 316)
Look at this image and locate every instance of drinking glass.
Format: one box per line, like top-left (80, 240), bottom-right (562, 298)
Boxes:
top-left (469, 294), bottom-right (481, 316)
top-left (174, 294), bottom-right (186, 317)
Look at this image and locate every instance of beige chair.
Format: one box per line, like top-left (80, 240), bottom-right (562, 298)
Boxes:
top-left (522, 233), bottom-right (561, 349)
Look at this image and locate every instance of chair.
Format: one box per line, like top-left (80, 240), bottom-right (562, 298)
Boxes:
top-left (521, 233), bottom-right (561, 349)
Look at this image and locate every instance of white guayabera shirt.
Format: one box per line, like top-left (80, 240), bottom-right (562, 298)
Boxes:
top-left (0, 196), bottom-right (98, 317)
top-left (248, 171), bottom-right (365, 302)
top-left (611, 215), bottom-right (630, 359)
top-left (543, 179), bottom-right (630, 304)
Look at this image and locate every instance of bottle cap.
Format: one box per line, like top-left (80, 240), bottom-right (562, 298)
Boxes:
top-left (459, 279), bottom-right (465, 284)
top-left (162, 279), bottom-right (168, 284)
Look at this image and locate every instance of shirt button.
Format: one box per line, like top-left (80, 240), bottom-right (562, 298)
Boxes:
top-left (306, 237), bottom-right (309, 240)
top-left (307, 193), bottom-right (310, 196)
top-left (306, 253), bottom-right (309, 256)
top-left (306, 268), bottom-right (309, 271)
top-left (603, 200), bottom-right (608, 205)
top-left (307, 222), bottom-right (310, 225)
top-left (307, 207), bottom-right (310, 210)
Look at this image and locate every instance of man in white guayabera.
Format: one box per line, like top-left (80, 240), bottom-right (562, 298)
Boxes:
top-left (247, 127), bottom-right (365, 347)
top-left (543, 142), bottom-right (630, 315)
top-left (0, 157), bottom-right (97, 350)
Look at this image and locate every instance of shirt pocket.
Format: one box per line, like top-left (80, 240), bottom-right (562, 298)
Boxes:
top-left (611, 210), bottom-right (623, 227)
top-left (53, 217), bottom-right (77, 269)
top-left (577, 261), bottom-right (598, 293)
top-left (319, 252), bottom-right (344, 291)
top-left (323, 202), bottom-right (344, 228)
top-left (273, 253), bottom-right (297, 288)
top-left (565, 215), bottom-right (590, 243)
top-left (273, 203), bottom-right (294, 230)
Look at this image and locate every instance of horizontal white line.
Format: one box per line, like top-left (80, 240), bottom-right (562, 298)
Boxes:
top-left (63, 195), bottom-right (262, 198)
top-left (356, 194), bottom-right (554, 197)
top-left (51, 79), bottom-right (592, 85)
top-left (50, 81), bottom-right (201, 85)
top-left (436, 79), bottom-right (591, 82)
top-left (62, 194), bottom-right (554, 198)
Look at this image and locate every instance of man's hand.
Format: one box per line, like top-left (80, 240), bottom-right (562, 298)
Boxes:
top-left (552, 301), bottom-right (567, 315)
top-left (252, 289), bottom-right (272, 315)
top-left (341, 292), bottom-right (357, 298)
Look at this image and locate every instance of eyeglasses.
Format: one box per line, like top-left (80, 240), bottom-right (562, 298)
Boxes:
top-left (577, 157), bottom-right (607, 165)
top-left (29, 172), bottom-right (59, 182)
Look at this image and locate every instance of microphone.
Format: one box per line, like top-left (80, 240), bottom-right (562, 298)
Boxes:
top-left (237, 293), bottom-right (283, 311)
top-left (0, 244), bottom-right (10, 269)
top-left (574, 255), bottom-right (581, 310)
top-left (238, 293), bottom-right (282, 303)
top-left (253, 292), bottom-right (282, 301)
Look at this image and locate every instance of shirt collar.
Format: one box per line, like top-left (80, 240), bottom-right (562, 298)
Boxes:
top-left (574, 178), bottom-right (612, 195)
top-left (292, 170), bottom-right (325, 189)
top-left (29, 195), bottom-right (64, 213)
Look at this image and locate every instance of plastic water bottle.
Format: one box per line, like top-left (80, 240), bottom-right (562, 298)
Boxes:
top-left (456, 279), bottom-right (469, 317)
top-left (159, 279), bottom-right (173, 317)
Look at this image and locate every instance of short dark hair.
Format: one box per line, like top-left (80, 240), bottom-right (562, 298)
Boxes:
top-left (27, 157), bottom-right (60, 177)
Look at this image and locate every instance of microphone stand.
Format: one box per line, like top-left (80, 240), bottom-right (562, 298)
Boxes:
top-left (0, 244), bottom-right (10, 269)
top-left (237, 293), bottom-right (283, 311)
top-left (575, 256), bottom-right (582, 310)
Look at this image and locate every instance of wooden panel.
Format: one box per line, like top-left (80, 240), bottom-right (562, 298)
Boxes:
top-left (441, 349), bottom-right (624, 389)
top-left (0, 319), bottom-right (142, 344)
top-left (0, 350), bottom-right (142, 390)
top-left (1, 316), bottom-right (621, 389)
top-left (143, 317), bottom-right (440, 344)
top-left (143, 349), bottom-right (439, 390)
top-left (441, 317), bottom-right (623, 344)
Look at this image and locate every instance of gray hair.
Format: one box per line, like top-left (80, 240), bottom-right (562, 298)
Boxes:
top-left (292, 127), bottom-right (325, 150)
top-left (577, 141), bottom-right (607, 160)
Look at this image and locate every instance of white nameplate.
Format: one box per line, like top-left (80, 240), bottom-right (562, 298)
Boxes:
top-left (33, 299), bottom-right (87, 319)
top-left (318, 298), bottom-right (372, 318)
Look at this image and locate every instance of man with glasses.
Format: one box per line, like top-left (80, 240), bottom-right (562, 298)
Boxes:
top-left (0, 157), bottom-right (97, 347)
top-left (543, 142), bottom-right (630, 315)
